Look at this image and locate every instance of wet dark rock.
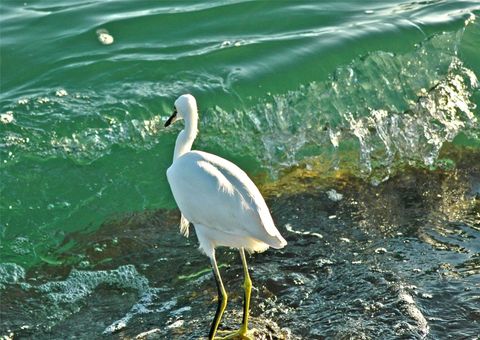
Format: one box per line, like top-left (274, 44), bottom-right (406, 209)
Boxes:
top-left (1, 147), bottom-right (479, 339)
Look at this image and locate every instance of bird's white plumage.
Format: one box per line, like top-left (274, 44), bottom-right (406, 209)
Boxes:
top-left (167, 150), bottom-right (285, 256)
top-left (165, 94), bottom-right (286, 259)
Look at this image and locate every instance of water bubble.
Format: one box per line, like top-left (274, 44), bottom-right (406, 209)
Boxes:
top-left (78, 260), bottom-right (90, 269)
top-left (96, 28), bottom-right (114, 45)
top-left (11, 237), bottom-right (31, 255)
top-left (55, 89), bottom-right (68, 97)
top-left (37, 97), bottom-right (50, 104)
top-left (1, 111), bottom-right (14, 124)
top-left (464, 12), bottom-right (476, 25)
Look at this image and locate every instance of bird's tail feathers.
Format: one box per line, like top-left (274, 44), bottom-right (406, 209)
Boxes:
top-left (180, 214), bottom-right (190, 237)
top-left (267, 233), bottom-right (287, 249)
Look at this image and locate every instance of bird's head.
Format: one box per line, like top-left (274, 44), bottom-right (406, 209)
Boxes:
top-left (164, 94), bottom-right (198, 127)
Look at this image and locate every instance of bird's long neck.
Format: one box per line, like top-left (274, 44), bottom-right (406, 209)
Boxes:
top-left (173, 117), bottom-right (198, 161)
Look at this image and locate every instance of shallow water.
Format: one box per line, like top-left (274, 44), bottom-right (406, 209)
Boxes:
top-left (1, 1), bottom-right (479, 339)
top-left (1, 150), bottom-right (478, 339)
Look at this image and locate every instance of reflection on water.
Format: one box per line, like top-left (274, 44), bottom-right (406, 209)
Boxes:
top-left (1, 148), bottom-right (478, 339)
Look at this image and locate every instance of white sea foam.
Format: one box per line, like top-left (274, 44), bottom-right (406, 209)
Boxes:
top-left (0, 263), bottom-right (26, 289)
top-left (38, 265), bottom-right (151, 303)
top-left (285, 223), bottom-right (323, 239)
top-left (396, 285), bottom-right (430, 338)
top-left (33, 265), bottom-right (173, 334)
top-left (0, 111), bottom-right (14, 124)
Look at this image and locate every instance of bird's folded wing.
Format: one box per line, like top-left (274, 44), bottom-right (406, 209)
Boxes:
top-left (167, 151), bottom-right (280, 243)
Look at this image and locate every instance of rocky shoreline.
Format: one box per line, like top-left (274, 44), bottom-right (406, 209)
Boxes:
top-left (1, 147), bottom-right (479, 339)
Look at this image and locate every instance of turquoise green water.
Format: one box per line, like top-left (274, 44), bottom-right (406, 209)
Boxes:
top-left (1, 1), bottom-right (478, 269)
top-left (1, 1), bottom-right (479, 338)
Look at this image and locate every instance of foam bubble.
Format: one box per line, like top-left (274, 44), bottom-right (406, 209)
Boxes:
top-left (397, 287), bottom-right (429, 337)
top-left (55, 89), bottom-right (68, 97)
top-left (1, 111), bottom-right (14, 124)
top-left (96, 28), bottom-right (114, 45)
top-left (37, 97), bottom-right (50, 104)
top-left (0, 263), bottom-right (26, 288)
top-left (38, 265), bottom-right (149, 303)
top-left (34, 265), bottom-right (173, 334)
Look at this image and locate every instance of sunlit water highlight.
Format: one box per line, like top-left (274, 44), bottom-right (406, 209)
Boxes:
top-left (1, 1), bottom-right (479, 339)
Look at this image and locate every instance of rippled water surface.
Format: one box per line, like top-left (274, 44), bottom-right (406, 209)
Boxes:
top-left (1, 1), bottom-right (479, 339)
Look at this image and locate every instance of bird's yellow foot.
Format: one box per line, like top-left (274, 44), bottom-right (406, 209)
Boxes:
top-left (215, 328), bottom-right (255, 340)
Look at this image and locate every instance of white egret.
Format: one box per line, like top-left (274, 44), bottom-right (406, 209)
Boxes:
top-left (164, 94), bottom-right (287, 339)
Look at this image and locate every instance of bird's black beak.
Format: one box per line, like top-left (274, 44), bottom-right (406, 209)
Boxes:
top-left (164, 109), bottom-right (177, 127)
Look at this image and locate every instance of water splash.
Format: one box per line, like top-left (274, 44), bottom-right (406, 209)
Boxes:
top-left (341, 57), bottom-right (478, 179)
top-left (0, 90), bottom-right (166, 166)
top-left (204, 23), bottom-right (478, 180)
top-left (1, 23), bottom-right (478, 177)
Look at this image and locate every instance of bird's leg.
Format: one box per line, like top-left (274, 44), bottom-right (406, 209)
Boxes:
top-left (216, 248), bottom-right (254, 340)
top-left (240, 248), bottom-right (252, 335)
top-left (209, 253), bottom-right (228, 340)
